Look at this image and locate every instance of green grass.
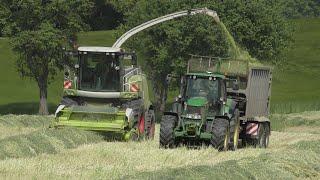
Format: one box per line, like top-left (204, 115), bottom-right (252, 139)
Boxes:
top-left (271, 18), bottom-right (320, 113)
top-left (0, 115), bottom-right (105, 159)
top-left (270, 111), bottom-right (320, 131)
top-left (0, 31), bottom-right (116, 114)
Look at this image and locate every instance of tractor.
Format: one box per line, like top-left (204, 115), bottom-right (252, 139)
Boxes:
top-left (160, 55), bottom-right (272, 150)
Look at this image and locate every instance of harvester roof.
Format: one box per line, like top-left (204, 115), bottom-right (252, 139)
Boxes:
top-left (78, 46), bottom-right (122, 53)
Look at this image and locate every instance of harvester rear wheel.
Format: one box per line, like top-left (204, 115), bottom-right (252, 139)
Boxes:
top-left (145, 110), bottom-right (156, 140)
top-left (160, 115), bottom-right (176, 148)
top-left (211, 118), bottom-right (230, 151)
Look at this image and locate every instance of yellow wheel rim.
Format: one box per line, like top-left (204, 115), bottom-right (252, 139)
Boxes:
top-left (223, 126), bottom-right (230, 151)
top-left (233, 120), bottom-right (240, 150)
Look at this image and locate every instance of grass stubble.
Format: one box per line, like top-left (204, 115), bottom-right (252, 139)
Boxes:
top-left (0, 114), bottom-right (318, 179)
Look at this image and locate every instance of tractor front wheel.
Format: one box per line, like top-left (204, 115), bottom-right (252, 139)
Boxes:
top-left (160, 115), bottom-right (176, 148)
top-left (211, 118), bottom-right (230, 151)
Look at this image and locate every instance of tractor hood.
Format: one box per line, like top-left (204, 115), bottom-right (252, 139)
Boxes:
top-left (186, 97), bottom-right (208, 107)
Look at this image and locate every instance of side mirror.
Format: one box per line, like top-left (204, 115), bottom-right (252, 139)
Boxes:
top-left (132, 54), bottom-right (137, 66)
top-left (166, 74), bottom-right (172, 85)
top-left (232, 81), bottom-right (239, 91)
top-left (175, 94), bottom-right (182, 102)
top-left (64, 71), bottom-right (70, 78)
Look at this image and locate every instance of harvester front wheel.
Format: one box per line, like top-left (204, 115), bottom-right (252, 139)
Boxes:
top-left (145, 109), bottom-right (156, 140)
top-left (211, 118), bottom-right (230, 151)
top-left (160, 115), bottom-right (176, 148)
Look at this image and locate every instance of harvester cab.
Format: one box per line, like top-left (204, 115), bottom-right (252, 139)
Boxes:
top-left (53, 47), bottom-right (155, 141)
top-left (160, 55), bottom-right (272, 150)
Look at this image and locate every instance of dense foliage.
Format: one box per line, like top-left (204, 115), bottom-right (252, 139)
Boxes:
top-left (0, 0), bottom-right (93, 115)
top-left (282, 0), bottom-right (320, 18)
top-left (116, 0), bottom-right (294, 111)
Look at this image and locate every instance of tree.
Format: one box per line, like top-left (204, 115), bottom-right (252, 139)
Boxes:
top-left (0, 1), bottom-right (10, 37)
top-left (117, 0), bottom-right (293, 112)
top-left (85, 0), bottom-right (123, 30)
top-left (0, 0), bottom-right (93, 115)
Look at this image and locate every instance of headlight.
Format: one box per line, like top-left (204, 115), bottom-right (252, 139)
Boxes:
top-left (193, 114), bottom-right (202, 119)
top-left (185, 113), bottom-right (201, 119)
top-left (186, 114), bottom-right (193, 119)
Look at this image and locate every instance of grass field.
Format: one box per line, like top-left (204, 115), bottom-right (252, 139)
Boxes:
top-left (0, 31), bottom-right (116, 114)
top-left (0, 113), bottom-right (319, 179)
top-left (271, 18), bottom-right (320, 113)
top-left (0, 19), bottom-right (319, 114)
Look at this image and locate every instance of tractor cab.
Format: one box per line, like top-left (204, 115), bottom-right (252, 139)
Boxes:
top-left (181, 73), bottom-right (227, 120)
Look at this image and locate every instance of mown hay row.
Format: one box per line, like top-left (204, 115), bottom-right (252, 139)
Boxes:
top-left (0, 128), bottom-right (104, 160)
top-left (0, 115), bottom-right (53, 128)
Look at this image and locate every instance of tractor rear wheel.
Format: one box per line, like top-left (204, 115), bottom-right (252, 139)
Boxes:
top-left (211, 118), bottom-right (230, 151)
top-left (145, 109), bottom-right (156, 140)
top-left (160, 115), bottom-right (176, 148)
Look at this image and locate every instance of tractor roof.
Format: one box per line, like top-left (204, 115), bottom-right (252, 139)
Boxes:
top-left (187, 72), bottom-right (225, 79)
top-left (78, 46), bottom-right (122, 53)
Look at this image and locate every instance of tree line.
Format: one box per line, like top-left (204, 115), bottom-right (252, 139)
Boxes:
top-left (0, 0), bottom-right (319, 115)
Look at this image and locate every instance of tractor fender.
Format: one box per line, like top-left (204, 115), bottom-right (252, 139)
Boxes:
top-left (163, 111), bottom-right (179, 118)
top-left (163, 111), bottom-right (179, 124)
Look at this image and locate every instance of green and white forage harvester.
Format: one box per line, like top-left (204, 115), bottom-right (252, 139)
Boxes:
top-left (53, 8), bottom-right (224, 141)
top-left (160, 56), bottom-right (272, 150)
top-left (53, 46), bottom-right (155, 140)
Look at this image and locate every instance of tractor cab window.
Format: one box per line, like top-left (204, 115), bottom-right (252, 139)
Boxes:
top-left (186, 76), bottom-right (220, 103)
top-left (79, 52), bottom-right (120, 92)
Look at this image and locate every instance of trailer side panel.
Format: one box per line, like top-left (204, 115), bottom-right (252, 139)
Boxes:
top-left (245, 68), bottom-right (272, 119)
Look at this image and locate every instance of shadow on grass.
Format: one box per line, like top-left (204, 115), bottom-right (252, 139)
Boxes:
top-left (130, 160), bottom-right (256, 180)
top-left (0, 102), bottom-right (57, 115)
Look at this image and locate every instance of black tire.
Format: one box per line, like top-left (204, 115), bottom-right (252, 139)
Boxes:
top-left (211, 118), bottom-right (230, 151)
top-left (145, 110), bottom-right (156, 140)
top-left (257, 122), bottom-right (270, 148)
top-left (160, 115), bottom-right (176, 148)
top-left (60, 97), bottom-right (79, 107)
top-left (230, 109), bottom-right (240, 150)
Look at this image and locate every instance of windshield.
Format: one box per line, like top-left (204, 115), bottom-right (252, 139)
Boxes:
top-left (79, 52), bottom-right (120, 92)
top-left (186, 76), bottom-right (220, 102)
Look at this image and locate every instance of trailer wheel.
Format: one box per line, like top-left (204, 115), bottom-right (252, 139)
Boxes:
top-left (257, 122), bottom-right (270, 148)
top-left (211, 118), bottom-right (230, 151)
top-left (145, 110), bottom-right (156, 140)
top-left (230, 109), bottom-right (240, 150)
top-left (160, 115), bottom-right (176, 148)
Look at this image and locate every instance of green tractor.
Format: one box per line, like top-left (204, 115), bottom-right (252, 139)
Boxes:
top-left (160, 55), bottom-right (272, 150)
top-left (53, 47), bottom-right (155, 140)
